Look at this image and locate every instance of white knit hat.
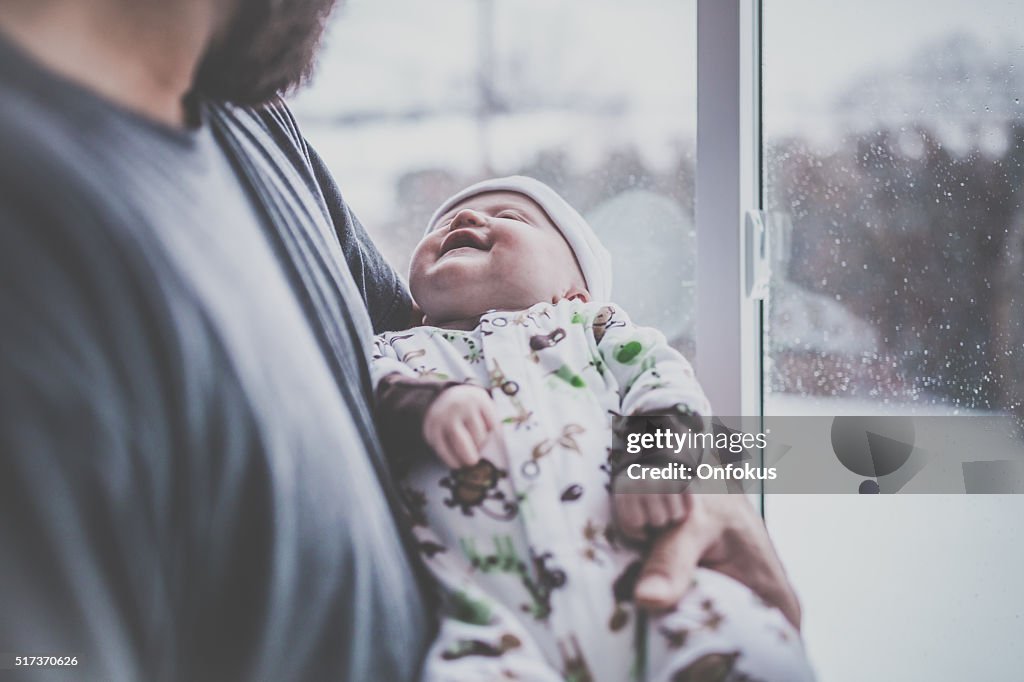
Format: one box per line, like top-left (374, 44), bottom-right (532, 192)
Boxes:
top-left (425, 175), bottom-right (613, 302)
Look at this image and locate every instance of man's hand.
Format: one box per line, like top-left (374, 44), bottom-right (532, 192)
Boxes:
top-left (423, 385), bottom-right (497, 469)
top-left (621, 493), bottom-right (802, 630)
top-left (613, 492), bottom-right (687, 532)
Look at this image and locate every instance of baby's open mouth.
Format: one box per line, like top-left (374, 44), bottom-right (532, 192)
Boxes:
top-left (439, 229), bottom-right (489, 257)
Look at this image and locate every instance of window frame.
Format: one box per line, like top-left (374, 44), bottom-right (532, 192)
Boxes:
top-left (695, 0), bottom-right (763, 418)
top-left (694, 0), bottom-right (766, 508)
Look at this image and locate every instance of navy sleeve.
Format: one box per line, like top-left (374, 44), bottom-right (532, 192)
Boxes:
top-left (306, 144), bottom-right (414, 333)
top-left (254, 99), bottom-right (414, 334)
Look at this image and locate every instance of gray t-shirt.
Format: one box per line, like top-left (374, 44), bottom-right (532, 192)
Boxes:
top-left (0, 37), bottom-right (431, 681)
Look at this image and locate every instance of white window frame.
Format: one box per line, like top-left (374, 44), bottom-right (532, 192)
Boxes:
top-left (695, 0), bottom-right (762, 418)
top-left (695, 0), bottom-right (764, 508)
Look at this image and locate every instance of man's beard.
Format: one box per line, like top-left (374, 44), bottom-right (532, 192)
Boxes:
top-left (193, 0), bottom-right (339, 106)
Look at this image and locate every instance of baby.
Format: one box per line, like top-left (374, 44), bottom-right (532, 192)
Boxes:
top-left (372, 176), bottom-right (814, 682)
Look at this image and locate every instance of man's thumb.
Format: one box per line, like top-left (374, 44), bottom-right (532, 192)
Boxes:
top-left (634, 521), bottom-right (707, 611)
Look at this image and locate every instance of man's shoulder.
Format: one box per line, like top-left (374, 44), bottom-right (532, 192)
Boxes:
top-left (216, 98), bottom-right (300, 140)
top-left (207, 98), bottom-right (314, 173)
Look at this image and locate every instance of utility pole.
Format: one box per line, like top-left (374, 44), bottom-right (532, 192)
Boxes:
top-left (476, 0), bottom-right (495, 175)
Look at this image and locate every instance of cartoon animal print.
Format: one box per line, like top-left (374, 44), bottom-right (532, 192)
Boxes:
top-left (671, 651), bottom-right (741, 682)
top-left (512, 308), bottom-right (552, 328)
top-left (615, 338), bottom-right (646, 365)
top-left (448, 590), bottom-right (494, 626)
top-left (521, 549), bottom-right (567, 621)
top-left (558, 635), bottom-right (594, 682)
top-left (609, 559), bottom-right (644, 632)
top-left (459, 538), bottom-right (566, 622)
top-left (659, 625), bottom-right (691, 649)
top-left (700, 597), bottom-right (725, 632)
top-left (440, 633), bottom-right (522, 661)
top-left (440, 458), bottom-right (519, 520)
top-left (461, 535), bottom-right (524, 575)
top-left (375, 332), bottom-right (450, 380)
top-left (561, 484), bottom-right (584, 502)
top-left (625, 354), bottom-right (669, 391)
top-left (550, 363), bottom-right (587, 388)
top-left (529, 327), bottom-right (567, 351)
top-left (489, 360), bottom-right (534, 430)
top-left (371, 332), bottom-right (413, 361)
top-left (521, 424), bottom-right (586, 479)
top-left (441, 330), bottom-right (484, 364)
top-left (591, 305), bottom-right (626, 343)
top-left (418, 540), bottom-right (447, 559)
top-left (580, 519), bottom-right (618, 565)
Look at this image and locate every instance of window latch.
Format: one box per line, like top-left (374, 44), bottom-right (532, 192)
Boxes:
top-left (744, 210), bottom-right (772, 300)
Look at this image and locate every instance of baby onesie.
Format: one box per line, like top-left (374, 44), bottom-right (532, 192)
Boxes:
top-left (371, 299), bottom-right (814, 682)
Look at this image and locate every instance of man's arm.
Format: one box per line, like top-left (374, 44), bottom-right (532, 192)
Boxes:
top-left (306, 144), bottom-right (415, 333)
top-left (253, 99), bottom-right (416, 334)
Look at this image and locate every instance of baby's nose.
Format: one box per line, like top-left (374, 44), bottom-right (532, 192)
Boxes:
top-left (451, 208), bottom-right (486, 229)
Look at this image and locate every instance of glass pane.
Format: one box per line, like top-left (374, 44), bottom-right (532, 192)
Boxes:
top-left (291, 0), bottom-right (697, 354)
top-left (764, 1), bottom-right (1024, 679)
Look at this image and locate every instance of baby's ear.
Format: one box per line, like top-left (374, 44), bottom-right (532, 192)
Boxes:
top-left (408, 300), bottom-right (427, 328)
top-left (566, 286), bottom-right (591, 303)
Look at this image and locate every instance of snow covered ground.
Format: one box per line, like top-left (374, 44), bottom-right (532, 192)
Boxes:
top-left (766, 394), bottom-right (1024, 682)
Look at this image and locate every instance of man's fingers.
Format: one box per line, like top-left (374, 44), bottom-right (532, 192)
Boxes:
top-left (614, 495), bottom-right (647, 540)
top-left (663, 493), bottom-right (686, 524)
top-left (635, 514), bottom-right (710, 611)
top-left (641, 494), bottom-right (669, 528)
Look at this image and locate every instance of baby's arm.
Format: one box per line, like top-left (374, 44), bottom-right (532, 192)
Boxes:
top-left (591, 304), bottom-right (711, 419)
top-left (371, 336), bottom-right (496, 473)
top-left (420, 381), bottom-right (496, 469)
top-left (589, 305), bottom-right (712, 536)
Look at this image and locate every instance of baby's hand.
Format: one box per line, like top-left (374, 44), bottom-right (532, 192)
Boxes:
top-left (423, 384), bottom-right (497, 469)
top-left (614, 492), bottom-right (687, 541)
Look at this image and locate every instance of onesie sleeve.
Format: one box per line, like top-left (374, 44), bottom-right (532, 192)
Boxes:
top-left (371, 334), bottom-right (460, 476)
top-left (590, 304), bottom-right (712, 420)
top-left (590, 304), bottom-right (711, 474)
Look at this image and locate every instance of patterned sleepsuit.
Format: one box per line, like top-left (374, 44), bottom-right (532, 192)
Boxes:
top-left (371, 299), bottom-right (815, 682)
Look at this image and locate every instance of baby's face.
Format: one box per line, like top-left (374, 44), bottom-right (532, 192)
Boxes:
top-left (410, 191), bottom-right (588, 324)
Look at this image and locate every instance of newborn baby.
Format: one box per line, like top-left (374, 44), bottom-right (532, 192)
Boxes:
top-left (372, 176), bottom-right (814, 682)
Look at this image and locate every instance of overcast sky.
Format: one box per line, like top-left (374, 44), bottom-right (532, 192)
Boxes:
top-left (296, 0), bottom-right (1022, 125)
top-left (291, 0), bottom-right (1023, 226)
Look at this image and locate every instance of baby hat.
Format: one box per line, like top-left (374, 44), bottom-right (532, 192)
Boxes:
top-left (425, 175), bottom-right (613, 301)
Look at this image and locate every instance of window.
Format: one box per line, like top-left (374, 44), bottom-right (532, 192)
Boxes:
top-left (292, 1), bottom-right (1024, 678)
top-left (292, 0), bottom-right (699, 354)
top-left (764, 1), bottom-right (1024, 679)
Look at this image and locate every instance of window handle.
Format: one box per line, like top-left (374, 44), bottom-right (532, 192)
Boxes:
top-left (744, 210), bottom-right (772, 300)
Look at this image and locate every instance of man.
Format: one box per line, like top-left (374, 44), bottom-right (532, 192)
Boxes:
top-left (0, 1), bottom-right (801, 680)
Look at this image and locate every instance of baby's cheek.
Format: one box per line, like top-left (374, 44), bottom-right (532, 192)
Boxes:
top-left (408, 245), bottom-right (432, 284)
